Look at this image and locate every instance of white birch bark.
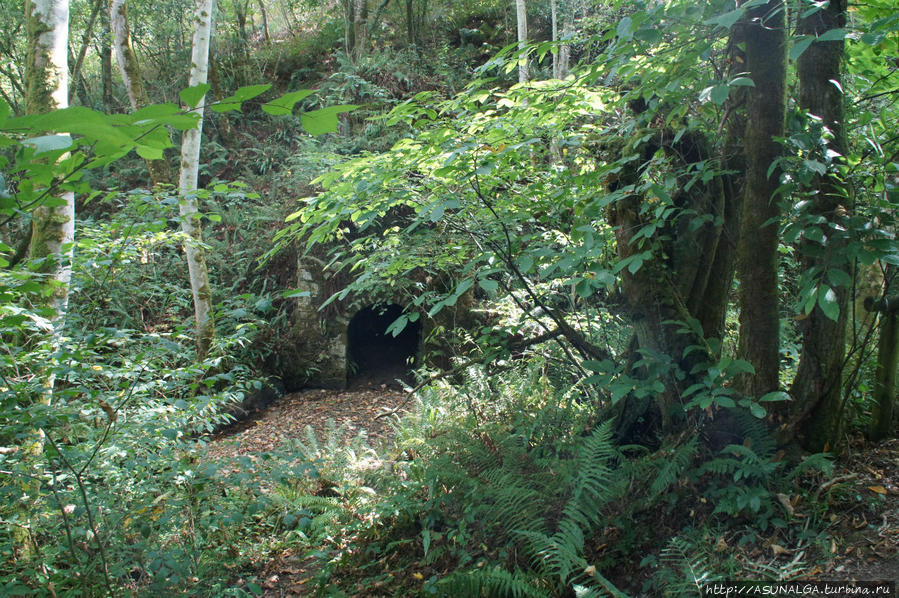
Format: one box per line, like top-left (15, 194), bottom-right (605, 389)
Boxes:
top-left (179, 0), bottom-right (216, 359)
top-left (25, 0), bottom-right (74, 325)
top-left (21, 1), bottom-right (73, 552)
top-left (515, 0), bottom-right (528, 83)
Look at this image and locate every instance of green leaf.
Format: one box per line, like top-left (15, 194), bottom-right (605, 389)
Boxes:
top-left (816, 285), bottom-right (840, 321)
top-left (301, 105), bottom-right (358, 135)
top-left (210, 83), bottom-right (272, 112)
top-left (758, 391), bottom-right (791, 403)
top-left (179, 83), bottom-right (211, 108)
top-left (711, 85), bottom-right (730, 105)
top-left (826, 268), bottom-right (851, 288)
top-left (136, 145), bottom-right (164, 160)
top-left (748, 402), bottom-right (767, 418)
top-left (815, 28), bottom-right (846, 42)
top-left (728, 77), bottom-right (755, 87)
top-left (23, 134), bottom-right (73, 154)
top-left (803, 159), bottom-right (827, 175)
top-left (705, 8), bottom-right (744, 30)
top-left (261, 89), bottom-right (315, 115)
top-left (478, 279), bottom-right (499, 293)
top-left (617, 17), bottom-right (633, 40)
top-left (790, 36), bottom-right (814, 62)
top-left (281, 289), bottom-right (311, 298)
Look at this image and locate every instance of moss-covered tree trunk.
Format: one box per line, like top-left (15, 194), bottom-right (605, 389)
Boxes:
top-left (608, 124), bottom-right (740, 435)
top-left (110, 0), bottom-right (174, 185)
top-left (25, 0), bottom-right (75, 326)
top-left (179, 0), bottom-right (216, 360)
top-left (735, 0), bottom-right (787, 400)
top-left (789, 0), bottom-right (850, 451)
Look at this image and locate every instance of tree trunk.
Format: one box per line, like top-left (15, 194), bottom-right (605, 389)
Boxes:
top-left (551, 0), bottom-right (558, 78)
top-left (789, 0), bottom-right (850, 451)
top-left (608, 126), bottom-right (737, 436)
top-left (257, 0), bottom-right (269, 43)
top-left (866, 291), bottom-right (898, 441)
top-left (68, 0), bottom-right (102, 103)
top-left (179, 0), bottom-right (216, 360)
top-left (344, 0), bottom-right (355, 55)
top-left (558, 0), bottom-right (572, 79)
top-left (22, 0), bottom-right (73, 560)
top-left (353, 0), bottom-right (368, 61)
top-left (110, 0), bottom-right (174, 185)
top-left (515, 0), bottom-right (528, 83)
top-left (735, 0), bottom-right (787, 400)
top-left (25, 0), bottom-right (75, 324)
top-left (99, 4), bottom-right (114, 110)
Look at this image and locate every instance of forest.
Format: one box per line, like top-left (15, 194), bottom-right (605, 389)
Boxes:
top-left (0, 0), bottom-right (897, 595)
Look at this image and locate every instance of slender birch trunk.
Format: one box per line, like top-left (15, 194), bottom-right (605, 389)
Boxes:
top-left (22, 0), bottom-right (73, 560)
top-left (25, 0), bottom-right (75, 330)
top-left (515, 0), bottom-right (528, 83)
top-left (110, 0), bottom-right (174, 184)
top-left (179, 0), bottom-right (216, 360)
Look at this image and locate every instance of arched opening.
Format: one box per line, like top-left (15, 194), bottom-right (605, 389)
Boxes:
top-left (346, 304), bottom-right (420, 388)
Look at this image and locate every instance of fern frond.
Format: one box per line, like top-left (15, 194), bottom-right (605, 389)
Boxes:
top-left (660, 536), bottom-right (720, 597)
top-left (787, 452), bottom-right (834, 480)
top-left (650, 436), bottom-right (698, 498)
top-left (437, 566), bottom-right (549, 598)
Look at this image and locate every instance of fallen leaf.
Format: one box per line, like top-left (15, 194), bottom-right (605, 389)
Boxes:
top-left (868, 485), bottom-right (888, 495)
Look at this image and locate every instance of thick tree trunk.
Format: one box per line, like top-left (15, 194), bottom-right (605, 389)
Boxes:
top-left (110, 0), bottom-right (174, 185)
top-left (179, 0), bottom-right (216, 360)
top-left (257, 0), bottom-right (269, 43)
top-left (735, 0), bottom-right (787, 400)
top-left (515, 0), bottom-right (528, 83)
top-left (608, 127), bottom-right (736, 435)
top-left (790, 0), bottom-right (849, 451)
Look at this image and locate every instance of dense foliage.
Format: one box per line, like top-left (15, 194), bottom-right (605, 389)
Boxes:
top-left (1, 0), bottom-right (897, 595)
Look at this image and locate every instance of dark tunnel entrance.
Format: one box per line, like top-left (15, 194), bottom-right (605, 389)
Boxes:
top-left (346, 304), bottom-right (421, 388)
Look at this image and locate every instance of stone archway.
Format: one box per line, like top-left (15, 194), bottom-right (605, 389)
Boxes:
top-left (346, 304), bottom-right (420, 388)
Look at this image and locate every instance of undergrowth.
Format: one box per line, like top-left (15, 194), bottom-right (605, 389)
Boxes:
top-left (268, 362), bottom-right (835, 597)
